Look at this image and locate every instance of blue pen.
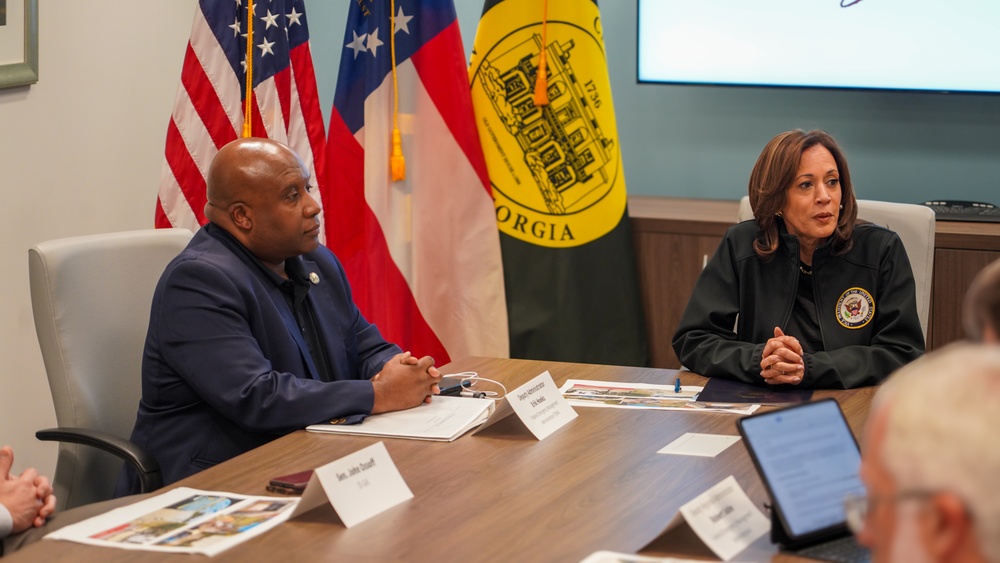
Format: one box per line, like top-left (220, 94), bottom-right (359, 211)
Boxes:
top-left (674, 377), bottom-right (681, 394)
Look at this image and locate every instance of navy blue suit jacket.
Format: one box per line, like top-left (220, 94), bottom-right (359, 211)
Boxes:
top-left (117, 225), bottom-right (399, 495)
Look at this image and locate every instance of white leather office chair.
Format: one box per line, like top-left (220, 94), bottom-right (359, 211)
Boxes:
top-left (29, 228), bottom-right (193, 510)
top-left (738, 196), bottom-right (934, 340)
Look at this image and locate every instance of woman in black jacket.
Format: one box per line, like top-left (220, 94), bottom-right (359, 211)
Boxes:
top-left (672, 130), bottom-right (924, 389)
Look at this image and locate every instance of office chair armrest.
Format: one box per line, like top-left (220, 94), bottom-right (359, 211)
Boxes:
top-left (36, 427), bottom-right (163, 493)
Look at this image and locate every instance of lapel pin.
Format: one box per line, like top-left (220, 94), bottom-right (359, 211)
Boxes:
top-left (309, 272), bottom-right (320, 284)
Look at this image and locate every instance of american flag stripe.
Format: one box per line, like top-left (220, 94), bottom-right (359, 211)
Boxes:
top-left (173, 84), bottom-right (219, 176)
top-left (285, 76), bottom-right (313, 166)
top-left (273, 70), bottom-right (292, 134)
top-left (288, 46), bottom-right (325, 176)
top-left (253, 83), bottom-right (285, 140)
top-left (179, 45), bottom-right (234, 150)
top-left (188, 8), bottom-right (241, 134)
top-left (157, 0), bottom-right (326, 243)
top-left (163, 119), bottom-right (207, 224)
top-left (156, 162), bottom-right (198, 230)
top-left (156, 7), bottom-right (234, 230)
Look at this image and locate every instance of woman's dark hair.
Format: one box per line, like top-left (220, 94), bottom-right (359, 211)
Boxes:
top-left (748, 129), bottom-right (858, 259)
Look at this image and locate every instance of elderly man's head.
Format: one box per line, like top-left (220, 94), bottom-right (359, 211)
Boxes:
top-left (857, 344), bottom-right (1000, 563)
top-left (964, 259), bottom-right (1000, 343)
top-left (205, 138), bottom-right (321, 274)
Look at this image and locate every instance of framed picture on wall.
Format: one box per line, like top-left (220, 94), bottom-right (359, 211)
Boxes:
top-left (0, 0), bottom-right (38, 89)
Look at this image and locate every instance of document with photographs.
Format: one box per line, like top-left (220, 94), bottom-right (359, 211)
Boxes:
top-left (44, 487), bottom-right (299, 556)
top-left (559, 380), bottom-right (759, 415)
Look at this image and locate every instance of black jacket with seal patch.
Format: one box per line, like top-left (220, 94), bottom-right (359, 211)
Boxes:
top-left (672, 219), bottom-right (924, 389)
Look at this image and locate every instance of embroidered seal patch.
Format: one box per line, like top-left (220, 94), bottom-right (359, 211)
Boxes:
top-left (836, 287), bottom-right (874, 329)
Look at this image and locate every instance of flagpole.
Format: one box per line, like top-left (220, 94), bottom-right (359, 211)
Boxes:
top-left (243, 0), bottom-right (255, 138)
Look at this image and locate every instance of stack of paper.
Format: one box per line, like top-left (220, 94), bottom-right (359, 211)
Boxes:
top-left (307, 396), bottom-right (494, 442)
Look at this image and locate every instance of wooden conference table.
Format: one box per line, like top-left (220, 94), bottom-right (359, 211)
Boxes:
top-left (11, 357), bottom-right (875, 562)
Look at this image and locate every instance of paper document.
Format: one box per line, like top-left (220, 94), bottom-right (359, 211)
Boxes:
top-left (559, 380), bottom-right (759, 415)
top-left (44, 487), bottom-right (298, 556)
top-left (307, 395), bottom-right (494, 441)
top-left (657, 433), bottom-right (741, 457)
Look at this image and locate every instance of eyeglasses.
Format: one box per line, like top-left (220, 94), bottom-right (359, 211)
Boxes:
top-left (843, 491), bottom-right (935, 534)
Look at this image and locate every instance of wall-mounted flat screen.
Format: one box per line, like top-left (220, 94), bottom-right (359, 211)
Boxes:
top-left (637, 0), bottom-right (1000, 94)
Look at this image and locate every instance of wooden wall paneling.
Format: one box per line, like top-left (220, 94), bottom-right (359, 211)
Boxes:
top-left (632, 217), bottom-right (729, 368)
top-left (630, 199), bottom-right (1000, 365)
top-left (929, 249), bottom-right (1000, 349)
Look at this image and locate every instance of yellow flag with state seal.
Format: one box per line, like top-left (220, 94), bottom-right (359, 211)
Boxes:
top-left (471, 0), bottom-right (627, 248)
top-left (470, 0), bottom-right (647, 366)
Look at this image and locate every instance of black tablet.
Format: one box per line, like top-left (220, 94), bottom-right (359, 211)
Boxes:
top-left (737, 398), bottom-right (867, 549)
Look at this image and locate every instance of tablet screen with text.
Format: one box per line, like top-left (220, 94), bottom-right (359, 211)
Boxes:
top-left (738, 399), bottom-right (866, 538)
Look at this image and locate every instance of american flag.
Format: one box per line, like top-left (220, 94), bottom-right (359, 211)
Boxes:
top-left (325, 0), bottom-right (509, 362)
top-left (155, 0), bottom-right (327, 239)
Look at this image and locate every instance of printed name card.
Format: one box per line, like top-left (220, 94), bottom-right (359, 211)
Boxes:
top-left (475, 371), bottom-right (577, 440)
top-left (290, 441), bottom-right (412, 528)
top-left (652, 475), bottom-right (769, 561)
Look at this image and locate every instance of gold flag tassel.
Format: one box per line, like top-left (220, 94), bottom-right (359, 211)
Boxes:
top-left (533, 0), bottom-right (550, 107)
top-left (390, 0), bottom-right (406, 181)
top-left (242, 0), bottom-right (255, 138)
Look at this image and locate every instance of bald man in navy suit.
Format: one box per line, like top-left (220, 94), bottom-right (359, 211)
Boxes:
top-left (118, 138), bottom-right (441, 495)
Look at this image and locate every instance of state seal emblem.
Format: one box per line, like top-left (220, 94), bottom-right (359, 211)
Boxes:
top-left (470, 9), bottom-right (627, 248)
top-left (836, 287), bottom-right (875, 329)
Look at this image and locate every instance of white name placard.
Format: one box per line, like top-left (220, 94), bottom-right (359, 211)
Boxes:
top-left (667, 475), bottom-right (770, 561)
top-left (290, 441), bottom-right (413, 528)
top-left (475, 371), bottom-right (577, 440)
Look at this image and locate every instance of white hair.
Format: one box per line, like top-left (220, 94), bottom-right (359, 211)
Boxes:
top-left (874, 343), bottom-right (1000, 563)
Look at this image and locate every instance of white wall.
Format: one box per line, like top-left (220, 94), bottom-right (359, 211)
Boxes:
top-left (0, 1), bottom-right (195, 480)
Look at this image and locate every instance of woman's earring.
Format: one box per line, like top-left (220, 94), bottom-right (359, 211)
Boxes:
top-left (775, 211), bottom-right (783, 217)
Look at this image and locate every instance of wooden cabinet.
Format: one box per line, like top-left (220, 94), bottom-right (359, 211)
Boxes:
top-left (630, 197), bottom-right (1000, 369)
top-left (929, 222), bottom-right (1000, 349)
top-left (630, 198), bottom-right (736, 368)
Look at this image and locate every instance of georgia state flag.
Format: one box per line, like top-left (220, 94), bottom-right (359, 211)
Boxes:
top-left (324, 0), bottom-right (508, 363)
